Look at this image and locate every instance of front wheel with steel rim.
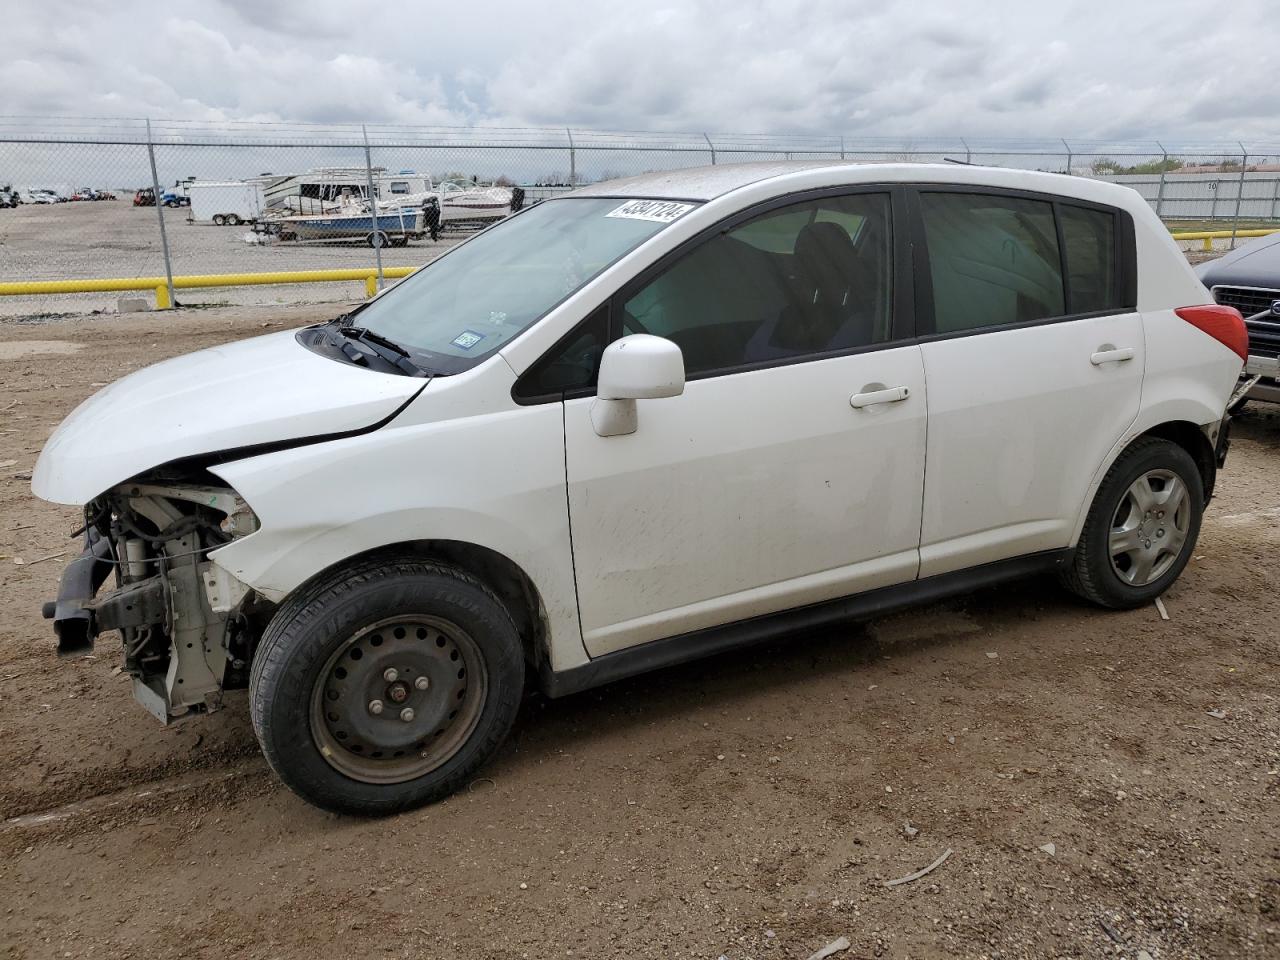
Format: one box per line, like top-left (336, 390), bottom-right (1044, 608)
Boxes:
top-left (250, 558), bottom-right (524, 815)
top-left (1061, 436), bottom-right (1204, 609)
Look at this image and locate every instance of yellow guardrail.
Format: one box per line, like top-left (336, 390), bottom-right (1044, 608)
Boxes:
top-left (1169, 228), bottom-right (1280, 252)
top-left (0, 266), bottom-right (419, 308)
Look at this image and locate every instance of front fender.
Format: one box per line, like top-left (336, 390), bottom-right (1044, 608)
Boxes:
top-left (207, 405), bottom-right (588, 672)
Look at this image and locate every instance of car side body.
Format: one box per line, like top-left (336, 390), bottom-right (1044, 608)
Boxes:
top-left (32, 162), bottom-right (1245, 812)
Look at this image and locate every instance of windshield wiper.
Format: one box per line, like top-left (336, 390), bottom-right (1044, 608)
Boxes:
top-left (337, 325), bottom-right (429, 377)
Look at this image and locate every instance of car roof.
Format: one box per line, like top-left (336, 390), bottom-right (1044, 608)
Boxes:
top-left (570, 161), bottom-right (1145, 212)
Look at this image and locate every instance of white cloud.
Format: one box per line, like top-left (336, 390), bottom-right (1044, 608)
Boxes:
top-left (0, 0), bottom-right (1276, 147)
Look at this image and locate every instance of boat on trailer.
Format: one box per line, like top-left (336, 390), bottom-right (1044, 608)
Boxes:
top-left (268, 194), bottom-right (424, 247)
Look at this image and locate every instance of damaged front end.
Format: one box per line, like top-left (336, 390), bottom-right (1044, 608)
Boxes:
top-left (44, 481), bottom-right (271, 723)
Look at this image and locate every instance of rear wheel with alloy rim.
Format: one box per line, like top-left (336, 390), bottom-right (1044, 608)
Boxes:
top-left (1108, 469), bottom-right (1191, 586)
top-left (1061, 437), bottom-right (1204, 608)
top-left (250, 557), bottom-right (524, 814)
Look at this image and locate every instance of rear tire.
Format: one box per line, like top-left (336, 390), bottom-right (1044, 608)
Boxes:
top-left (212, 214), bottom-right (226, 226)
top-left (226, 213), bottom-right (242, 226)
top-left (249, 557), bottom-right (524, 815)
top-left (1060, 437), bottom-right (1203, 609)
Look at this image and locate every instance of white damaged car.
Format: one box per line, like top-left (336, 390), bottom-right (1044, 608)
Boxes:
top-left (33, 163), bottom-right (1247, 814)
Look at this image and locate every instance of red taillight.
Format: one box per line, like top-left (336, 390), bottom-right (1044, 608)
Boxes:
top-left (1175, 304), bottom-right (1249, 363)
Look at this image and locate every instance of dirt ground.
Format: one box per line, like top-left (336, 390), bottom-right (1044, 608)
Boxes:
top-left (0, 305), bottom-right (1277, 960)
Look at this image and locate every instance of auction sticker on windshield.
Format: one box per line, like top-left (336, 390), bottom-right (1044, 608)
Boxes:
top-left (451, 330), bottom-right (486, 350)
top-left (606, 200), bottom-right (695, 223)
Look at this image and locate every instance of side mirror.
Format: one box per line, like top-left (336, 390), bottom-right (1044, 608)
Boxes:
top-left (591, 334), bottom-right (685, 437)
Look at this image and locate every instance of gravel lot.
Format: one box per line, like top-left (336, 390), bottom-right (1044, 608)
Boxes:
top-left (0, 304), bottom-right (1277, 960)
top-left (0, 202), bottom-right (462, 316)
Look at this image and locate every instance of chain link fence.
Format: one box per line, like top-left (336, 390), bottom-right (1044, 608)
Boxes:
top-left (2, 118), bottom-right (1278, 316)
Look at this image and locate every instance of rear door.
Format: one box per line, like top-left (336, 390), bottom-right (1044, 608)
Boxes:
top-left (911, 188), bottom-right (1145, 577)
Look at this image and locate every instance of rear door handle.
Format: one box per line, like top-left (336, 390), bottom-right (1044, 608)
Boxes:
top-left (850, 385), bottom-right (910, 409)
top-left (1090, 347), bottom-right (1135, 365)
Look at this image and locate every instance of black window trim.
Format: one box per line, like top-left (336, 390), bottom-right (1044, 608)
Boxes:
top-left (908, 182), bottom-right (1137, 343)
top-left (511, 303), bottom-right (611, 406)
top-left (512, 181), bottom-right (1140, 406)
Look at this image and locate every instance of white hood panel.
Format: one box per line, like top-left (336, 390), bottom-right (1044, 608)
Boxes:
top-left (32, 329), bottom-right (424, 505)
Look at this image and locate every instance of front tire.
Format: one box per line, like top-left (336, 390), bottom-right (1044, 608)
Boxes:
top-left (1061, 437), bottom-right (1204, 609)
top-left (249, 557), bottom-right (524, 815)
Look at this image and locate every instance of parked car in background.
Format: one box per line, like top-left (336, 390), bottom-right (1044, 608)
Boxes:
top-left (32, 162), bottom-right (1246, 815)
top-left (161, 181), bottom-right (191, 207)
top-left (0, 186), bottom-right (20, 207)
top-left (27, 189), bottom-right (62, 204)
top-left (1197, 232), bottom-right (1280, 405)
top-left (132, 188), bottom-right (156, 207)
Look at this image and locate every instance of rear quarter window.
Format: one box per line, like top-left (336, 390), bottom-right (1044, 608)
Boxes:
top-left (1060, 205), bottom-right (1119, 313)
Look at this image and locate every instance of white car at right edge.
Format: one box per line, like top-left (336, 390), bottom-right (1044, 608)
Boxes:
top-left (31, 162), bottom-right (1247, 814)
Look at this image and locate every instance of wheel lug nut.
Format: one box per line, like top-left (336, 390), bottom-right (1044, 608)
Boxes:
top-left (415, 676), bottom-right (430, 690)
top-left (400, 707), bottom-right (415, 722)
top-left (368, 699), bottom-right (384, 715)
top-left (1157, 529), bottom-right (1165, 537)
top-left (383, 668), bottom-right (398, 682)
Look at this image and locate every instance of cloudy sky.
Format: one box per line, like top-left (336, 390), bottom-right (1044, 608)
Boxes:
top-left (4, 0), bottom-right (1275, 142)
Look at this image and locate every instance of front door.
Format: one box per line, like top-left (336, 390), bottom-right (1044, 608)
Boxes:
top-left (560, 190), bottom-right (929, 656)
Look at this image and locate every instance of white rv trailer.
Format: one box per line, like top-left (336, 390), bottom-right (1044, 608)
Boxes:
top-left (188, 180), bottom-right (267, 226)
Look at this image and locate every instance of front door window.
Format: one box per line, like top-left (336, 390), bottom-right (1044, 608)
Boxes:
top-left (622, 193), bottom-right (893, 377)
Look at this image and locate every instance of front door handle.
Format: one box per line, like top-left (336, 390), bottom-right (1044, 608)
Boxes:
top-left (1090, 346), bottom-right (1135, 365)
top-left (850, 385), bottom-right (910, 409)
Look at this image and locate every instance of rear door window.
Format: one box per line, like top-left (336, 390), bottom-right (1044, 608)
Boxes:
top-left (919, 192), bottom-right (1065, 333)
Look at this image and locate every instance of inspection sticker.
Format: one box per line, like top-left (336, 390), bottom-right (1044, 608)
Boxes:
top-left (606, 199), bottom-right (695, 223)
top-left (451, 330), bottom-right (486, 350)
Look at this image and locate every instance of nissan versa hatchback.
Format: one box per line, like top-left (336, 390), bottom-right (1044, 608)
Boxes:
top-left (33, 163), bottom-right (1247, 814)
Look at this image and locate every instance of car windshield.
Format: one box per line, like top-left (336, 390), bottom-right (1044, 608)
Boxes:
top-left (351, 197), bottom-right (699, 374)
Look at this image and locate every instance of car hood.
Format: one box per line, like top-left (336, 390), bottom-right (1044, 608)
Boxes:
top-left (32, 328), bottom-right (426, 505)
top-left (1196, 231), bottom-right (1280, 289)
